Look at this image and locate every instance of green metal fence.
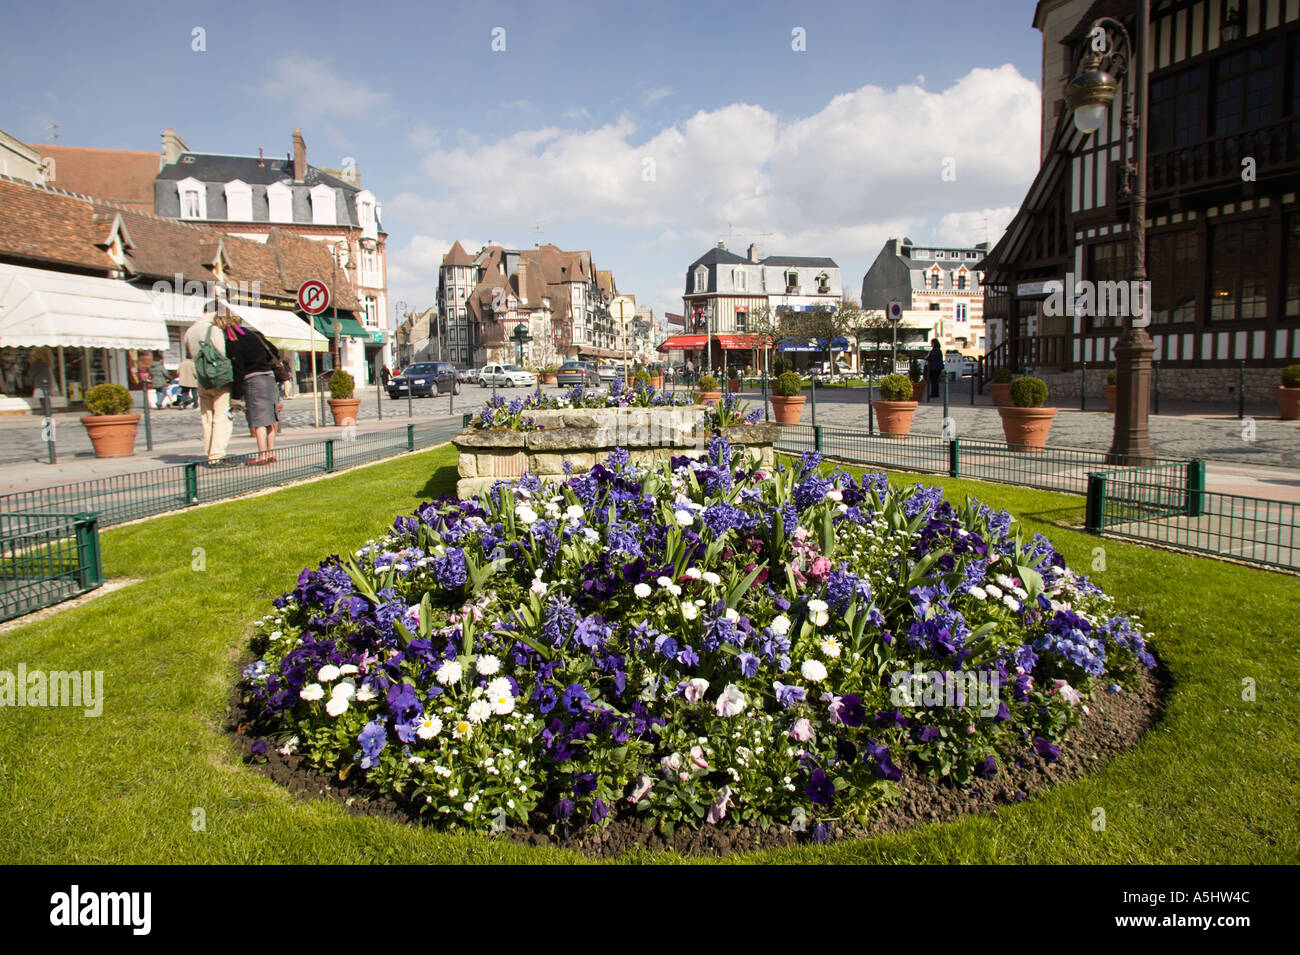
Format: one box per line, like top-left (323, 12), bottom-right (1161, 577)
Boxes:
top-left (1, 511), bottom-right (103, 622)
top-left (0, 420), bottom-right (462, 531)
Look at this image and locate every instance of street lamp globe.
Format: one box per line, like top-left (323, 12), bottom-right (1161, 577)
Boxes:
top-left (1065, 59), bottom-right (1119, 134)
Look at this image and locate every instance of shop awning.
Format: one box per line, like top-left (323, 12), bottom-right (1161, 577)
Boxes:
top-left (226, 302), bottom-right (328, 353)
top-left (0, 262), bottom-right (169, 350)
top-left (715, 334), bottom-right (770, 350)
top-left (148, 290), bottom-right (211, 324)
top-left (311, 314), bottom-right (368, 339)
top-left (657, 335), bottom-right (708, 351)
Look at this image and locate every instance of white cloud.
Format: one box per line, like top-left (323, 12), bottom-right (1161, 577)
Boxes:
top-left (260, 55), bottom-right (392, 121)
top-left (642, 86), bottom-right (673, 105)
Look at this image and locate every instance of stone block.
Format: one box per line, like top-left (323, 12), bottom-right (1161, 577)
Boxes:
top-left (457, 453), bottom-right (478, 478)
top-left (454, 431), bottom-right (528, 449)
top-left (528, 451), bottom-right (593, 474)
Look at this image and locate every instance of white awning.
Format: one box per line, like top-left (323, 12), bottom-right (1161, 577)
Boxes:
top-left (223, 301), bottom-right (327, 353)
top-left (0, 262), bottom-right (169, 350)
top-left (149, 290), bottom-right (211, 325)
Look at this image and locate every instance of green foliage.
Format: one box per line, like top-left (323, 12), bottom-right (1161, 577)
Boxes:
top-left (1282, 364), bottom-right (1300, 388)
top-left (329, 369), bottom-right (355, 400)
top-left (632, 369), bottom-right (651, 389)
top-left (878, 373), bottom-right (913, 402)
top-left (84, 383), bottom-right (133, 416)
top-left (1010, 376), bottom-right (1048, 407)
top-left (991, 367), bottom-right (1014, 384)
top-left (773, 371), bottom-right (803, 397)
top-left (1106, 369), bottom-right (1118, 386)
top-left (908, 358), bottom-right (923, 383)
top-left (772, 356), bottom-right (790, 376)
top-left (696, 374), bottom-right (719, 392)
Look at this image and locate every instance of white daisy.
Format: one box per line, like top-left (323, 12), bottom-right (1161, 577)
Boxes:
top-left (807, 599), bottom-right (830, 627)
top-left (681, 602), bottom-right (699, 621)
top-left (819, 637), bottom-right (842, 659)
top-left (467, 699), bottom-right (493, 724)
top-left (634, 583), bottom-right (652, 599)
top-left (299, 683), bottom-right (325, 702)
top-left (436, 660), bottom-right (463, 685)
top-left (801, 659), bottom-right (828, 682)
top-left (701, 571), bottom-right (722, 586)
top-left (770, 614), bottom-right (792, 636)
top-left (331, 680), bottom-right (356, 701)
top-left (476, 654), bottom-right (501, 677)
top-left (338, 664), bottom-right (359, 675)
top-left (416, 714), bottom-right (443, 740)
top-left (684, 567), bottom-right (703, 580)
top-left (325, 695), bottom-right (349, 717)
top-left (317, 664), bottom-right (340, 682)
top-left (566, 504), bottom-right (584, 521)
top-left (675, 510), bottom-right (695, 527)
top-left (355, 683), bottom-right (377, 702)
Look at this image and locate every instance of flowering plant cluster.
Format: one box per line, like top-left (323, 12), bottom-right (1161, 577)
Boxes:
top-left (245, 442), bottom-right (1155, 839)
top-left (475, 394), bottom-right (543, 432)
top-left (702, 392), bottom-right (763, 429)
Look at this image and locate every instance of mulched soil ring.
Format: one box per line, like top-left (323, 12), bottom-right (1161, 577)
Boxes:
top-left (227, 664), bottom-right (1164, 858)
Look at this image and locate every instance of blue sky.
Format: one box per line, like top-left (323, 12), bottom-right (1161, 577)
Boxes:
top-left (2, 0), bottom-right (1045, 321)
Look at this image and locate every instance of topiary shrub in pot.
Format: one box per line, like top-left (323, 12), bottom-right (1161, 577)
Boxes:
top-left (696, 374), bottom-right (721, 406)
top-left (1277, 364), bottom-right (1300, 420)
top-left (769, 371), bottom-right (807, 424)
top-left (1104, 368), bottom-right (1118, 413)
top-left (990, 366), bottom-right (1015, 407)
top-left (908, 357), bottom-right (926, 402)
top-left (997, 375), bottom-right (1056, 451)
top-left (327, 369), bottom-right (361, 427)
top-left (81, 383), bottom-right (140, 458)
top-left (873, 372), bottom-right (919, 438)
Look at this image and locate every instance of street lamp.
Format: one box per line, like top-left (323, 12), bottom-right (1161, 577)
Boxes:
top-left (1066, 3), bottom-right (1155, 462)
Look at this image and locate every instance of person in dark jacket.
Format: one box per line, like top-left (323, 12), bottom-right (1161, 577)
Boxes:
top-left (925, 339), bottom-right (944, 400)
top-left (214, 310), bottom-right (281, 465)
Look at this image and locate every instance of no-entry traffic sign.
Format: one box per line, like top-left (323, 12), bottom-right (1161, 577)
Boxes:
top-left (297, 280), bottom-right (330, 315)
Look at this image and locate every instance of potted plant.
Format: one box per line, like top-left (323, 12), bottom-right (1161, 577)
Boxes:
top-left (327, 369), bottom-right (361, 426)
top-left (1103, 369), bottom-right (1118, 413)
top-left (769, 371), bottom-right (807, 424)
top-left (997, 376), bottom-right (1057, 451)
top-left (1275, 364), bottom-right (1300, 420)
top-left (695, 374), bottom-right (721, 405)
top-left (908, 357), bottom-right (926, 402)
top-left (80, 383), bottom-right (140, 458)
top-left (873, 373), bottom-right (919, 438)
top-left (989, 367), bottom-right (1015, 406)
top-left (541, 367), bottom-right (558, 385)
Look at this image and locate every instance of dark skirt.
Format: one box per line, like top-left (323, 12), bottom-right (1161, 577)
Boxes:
top-left (243, 372), bottom-right (280, 429)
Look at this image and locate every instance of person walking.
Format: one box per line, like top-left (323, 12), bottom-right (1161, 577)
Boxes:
top-left (182, 309), bottom-right (234, 465)
top-left (925, 338), bottom-right (944, 401)
top-left (217, 310), bottom-right (281, 465)
top-left (381, 365), bottom-right (391, 388)
top-left (149, 351), bottom-right (169, 408)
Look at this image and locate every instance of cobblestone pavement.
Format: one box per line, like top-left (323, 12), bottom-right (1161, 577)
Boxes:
top-left (737, 386), bottom-right (1300, 469)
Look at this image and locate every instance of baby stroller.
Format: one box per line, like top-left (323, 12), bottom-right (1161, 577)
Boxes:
top-left (158, 380), bottom-right (184, 408)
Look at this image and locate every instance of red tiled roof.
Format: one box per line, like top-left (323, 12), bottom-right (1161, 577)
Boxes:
top-left (32, 144), bottom-right (159, 212)
top-left (0, 176), bottom-right (110, 272)
top-left (443, 239), bottom-right (473, 267)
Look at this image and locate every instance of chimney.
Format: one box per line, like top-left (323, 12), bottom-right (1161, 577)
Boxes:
top-left (160, 127), bottom-right (190, 167)
top-left (717, 241), bottom-right (725, 250)
top-left (747, 243), bottom-right (758, 262)
top-left (292, 128), bottom-right (306, 182)
top-left (517, 258), bottom-right (529, 305)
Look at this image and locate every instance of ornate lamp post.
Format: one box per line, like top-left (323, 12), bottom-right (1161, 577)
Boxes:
top-left (1066, 1), bottom-right (1155, 462)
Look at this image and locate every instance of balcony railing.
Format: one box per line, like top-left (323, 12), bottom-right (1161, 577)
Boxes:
top-left (1148, 118), bottom-right (1299, 196)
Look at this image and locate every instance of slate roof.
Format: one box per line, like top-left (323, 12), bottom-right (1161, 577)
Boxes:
top-left (760, 255), bottom-right (839, 268)
top-left (155, 154), bottom-right (362, 227)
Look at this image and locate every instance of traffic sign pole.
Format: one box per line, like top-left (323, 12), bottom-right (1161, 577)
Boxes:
top-left (298, 281), bottom-right (332, 430)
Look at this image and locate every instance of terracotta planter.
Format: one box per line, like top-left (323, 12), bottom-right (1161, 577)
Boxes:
top-left (728, 379), bottom-right (742, 393)
top-left (990, 382), bottom-right (1013, 406)
top-left (1277, 387), bottom-right (1300, 420)
top-left (872, 400), bottom-right (918, 438)
top-left (328, 397), bottom-right (362, 426)
top-left (770, 394), bottom-right (806, 424)
top-left (649, 375), bottom-right (663, 389)
top-left (1103, 384), bottom-right (1117, 412)
top-left (81, 413), bottom-right (141, 458)
top-left (697, 391), bottom-right (722, 406)
top-left (543, 374), bottom-right (558, 385)
top-left (998, 406), bottom-right (1058, 451)
top-left (911, 381), bottom-right (926, 403)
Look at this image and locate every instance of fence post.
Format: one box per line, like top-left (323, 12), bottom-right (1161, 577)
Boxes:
top-left (183, 462), bottom-right (199, 505)
top-left (1185, 458), bottom-right (1205, 518)
top-left (814, 425), bottom-right (824, 453)
top-left (407, 423), bottom-right (415, 452)
top-left (942, 375), bottom-right (949, 420)
top-left (1085, 472), bottom-right (1107, 533)
top-left (1238, 360), bottom-right (1246, 420)
top-left (1080, 360), bottom-right (1087, 411)
top-left (325, 438), bottom-right (335, 473)
top-left (1152, 360), bottom-right (1160, 416)
top-left (948, 437), bottom-right (960, 478)
top-left (74, 513), bottom-right (103, 589)
top-left (462, 412), bottom-right (472, 429)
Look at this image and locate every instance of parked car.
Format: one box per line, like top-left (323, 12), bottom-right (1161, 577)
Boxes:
top-left (388, 361), bottom-right (460, 398)
top-left (455, 367), bottom-right (476, 383)
top-left (479, 363), bottom-right (536, 388)
top-left (596, 364), bottom-right (617, 383)
top-left (556, 360), bottom-right (600, 387)
top-left (944, 352), bottom-right (977, 379)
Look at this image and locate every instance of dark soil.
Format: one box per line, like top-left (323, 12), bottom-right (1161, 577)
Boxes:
top-left (227, 665), bottom-right (1165, 858)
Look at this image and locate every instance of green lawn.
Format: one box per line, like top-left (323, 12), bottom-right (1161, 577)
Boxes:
top-left (1, 446), bottom-right (1295, 864)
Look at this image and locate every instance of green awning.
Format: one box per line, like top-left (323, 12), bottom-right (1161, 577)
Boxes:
top-left (311, 314), bottom-right (368, 338)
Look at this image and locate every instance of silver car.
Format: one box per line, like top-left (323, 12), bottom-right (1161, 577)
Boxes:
top-left (479, 363), bottom-right (536, 388)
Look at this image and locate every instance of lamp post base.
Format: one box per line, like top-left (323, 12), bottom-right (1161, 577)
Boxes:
top-left (1106, 326), bottom-right (1156, 464)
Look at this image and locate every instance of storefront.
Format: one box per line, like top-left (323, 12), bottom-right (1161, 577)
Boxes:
top-left (0, 262), bottom-right (169, 412)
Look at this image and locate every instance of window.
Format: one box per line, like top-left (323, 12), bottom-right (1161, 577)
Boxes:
top-left (1150, 68), bottom-right (1201, 151)
top-left (786, 270), bottom-right (798, 291)
top-left (357, 190), bottom-right (378, 239)
top-left (1210, 218), bottom-right (1270, 321)
top-left (816, 272), bottom-right (829, 293)
top-left (266, 182), bottom-right (293, 223)
top-left (224, 180), bottom-right (252, 221)
top-left (1086, 240), bottom-right (1126, 328)
top-left (957, 272), bottom-right (967, 291)
top-left (694, 265), bottom-right (707, 292)
top-left (735, 307), bottom-right (748, 332)
top-left (930, 270), bottom-right (940, 290)
top-left (310, 185), bottom-right (337, 225)
top-left (929, 302), bottom-right (941, 311)
top-left (1214, 44), bottom-right (1275, 135)
top-left (177, 177), bottom-right (205, 219)
top-left (733, 269), bottom-right (747, 291)
top-left (955, 303), bottom-right (968, 322)
top-left (1148, 230), bottom-right (1200, 323)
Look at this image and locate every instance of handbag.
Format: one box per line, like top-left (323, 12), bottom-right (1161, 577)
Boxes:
top-left (252, 329), bottom-right (293, 383)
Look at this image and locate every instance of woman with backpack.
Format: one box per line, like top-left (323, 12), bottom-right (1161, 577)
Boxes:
top-left (183, 308), bottom-right (234, 466)
top-left (214, 310), bottom-right (283, 466)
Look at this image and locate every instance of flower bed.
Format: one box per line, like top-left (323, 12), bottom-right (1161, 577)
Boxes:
top-left (239, 441), bottom-right (1157, 850)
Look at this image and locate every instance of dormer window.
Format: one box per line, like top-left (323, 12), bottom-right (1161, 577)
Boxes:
top-left (310, 184), bottom-right (337, 225)
top-left (694, 265), bottom-right (708, 293)
top-left (957, 270), bottom-right (968, 291)
top-left (816, 271), bottom-right (830, 293)
top-left (930, 269), bottom-right (941, 290)
top-left (267, 181), bottom-right (293, 223)
top-left (177, 177), bottom-right (206, 219)
top-left (224, 180), bottom-right (252, 221)
top-left (733, 268), bottom-right (747, 292)
top-left (357, 189), bottom-right (378, 240)
top-left (785, 269), bottom-right (798, 291)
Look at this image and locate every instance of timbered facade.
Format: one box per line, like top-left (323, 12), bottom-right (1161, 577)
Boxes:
top-left (982, 0), bottom-right (1300, 400)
